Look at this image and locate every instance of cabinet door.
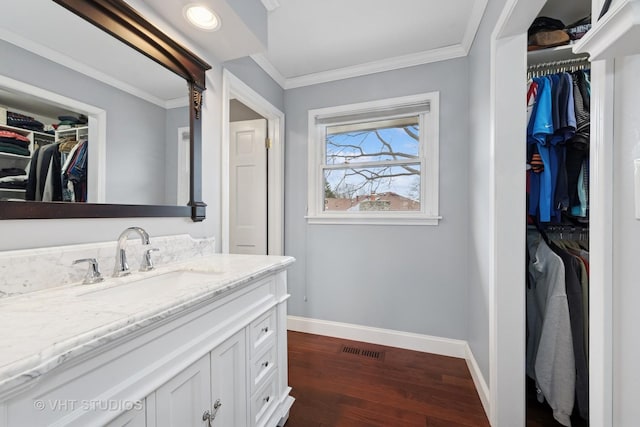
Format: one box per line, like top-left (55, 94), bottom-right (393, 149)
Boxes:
top-left (155, 354), bottom-right (211, 427)
top-left (210, 329), bottom-right (247, 427)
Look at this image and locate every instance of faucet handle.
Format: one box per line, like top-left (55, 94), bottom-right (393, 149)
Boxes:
top-left (140, 248), bottom-right (160, 272)
top-left (73, 258), bottom-right (104, 284)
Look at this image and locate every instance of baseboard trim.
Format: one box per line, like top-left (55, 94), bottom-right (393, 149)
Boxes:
top-left (465, 343), bottom-right (490, 418)
top-left (287, 315), bottom-right (467, 358)
top-left (287, 315), bottom-right (490, 421)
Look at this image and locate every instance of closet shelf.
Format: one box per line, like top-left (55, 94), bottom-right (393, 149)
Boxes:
top-left (528, 44), bottom-right (588, 66)
top-left (573, 0), bottom-right (640, 60)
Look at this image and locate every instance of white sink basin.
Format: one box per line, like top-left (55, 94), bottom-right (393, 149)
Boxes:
top-left (77, 269), bottom-right (223, 298)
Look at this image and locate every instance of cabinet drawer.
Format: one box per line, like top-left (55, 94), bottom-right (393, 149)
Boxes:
top-left (250, 344), bottom-right (277, 393)
top-left (250, 372), bottom-right (277, 427)
top-left (249, 308), bottom-right (276, 356)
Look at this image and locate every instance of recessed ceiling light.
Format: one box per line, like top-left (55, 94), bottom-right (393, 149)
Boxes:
top-left (184, 4), bottom-right (221, 31)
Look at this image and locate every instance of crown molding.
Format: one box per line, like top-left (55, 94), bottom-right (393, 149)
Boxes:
top-left (250, 53), bottom-right (287, 88)
top-left (283, 44), bottom-right (468, 89)
top-left (252, 1), bottom-right (488, 91)
top-left (0, 28), bottom-right (170, 109)
top-left (165, 96), bottom-right (189, 109)
top-left (461, 0), bottom-right (489, 52)
top-left (260, 0), bottom-right (280, 12)
top-left (253, 45), bottom-right (469, 90)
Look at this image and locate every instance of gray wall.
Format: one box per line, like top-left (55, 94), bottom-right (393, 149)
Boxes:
top-left (0, 39), bottom-right (170, 205)
top-left (223, 57), bottom-right (285, 113)
top-left (284, 59), bottom-right (471, 339)
top-left (467, 0), bottom-right (507, 383)
top-left (227, 0), bottom-right (268, 49)
top-left (164, 106), bottom-right (189, 205)
top-left (230, 99), bottom-right (263, 122)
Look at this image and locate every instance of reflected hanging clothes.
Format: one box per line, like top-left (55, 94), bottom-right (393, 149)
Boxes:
top-left (65, 139), bottom-right (88, 202)
top-left (25, 143), bottom-right (63, 201)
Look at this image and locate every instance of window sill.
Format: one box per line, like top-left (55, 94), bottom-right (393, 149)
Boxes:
top-left (305, 214), bottom-right (442, 226)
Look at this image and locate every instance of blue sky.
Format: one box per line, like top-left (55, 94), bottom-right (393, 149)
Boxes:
top-left (324, 125), bottom-right (420, 200)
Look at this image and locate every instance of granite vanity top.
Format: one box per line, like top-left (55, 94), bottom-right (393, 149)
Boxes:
top-left (0, 254), bottom-right (294, 397)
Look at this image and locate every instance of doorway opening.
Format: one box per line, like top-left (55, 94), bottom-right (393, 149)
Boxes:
top-left (491, 0), bottom-right (612, 425)
top-left (229, 101), bottom-right (268, 255)
top-left (221, 70), bottom-right (285, 256)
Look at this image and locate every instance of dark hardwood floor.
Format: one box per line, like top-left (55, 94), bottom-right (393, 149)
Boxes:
top-left (286, 331), bottom-right (490, 427)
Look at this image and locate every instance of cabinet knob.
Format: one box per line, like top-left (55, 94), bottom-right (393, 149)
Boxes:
top-left (202, 410), bottom-right (212, 427)
top-left (261, 326), bottom-right (269, 333)
top-left (202, 399), bottom-right (222, 427)
top-left (262, 361), bottom-right (269, 368)
top-left (263, 395), bottom-right (270, 404)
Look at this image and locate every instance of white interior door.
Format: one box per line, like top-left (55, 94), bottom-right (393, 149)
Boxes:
top-left (229, 118), bottom-right (268, 255)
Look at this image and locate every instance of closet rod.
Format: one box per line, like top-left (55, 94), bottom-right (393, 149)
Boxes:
top-left (527, 57), bottom-right (590, 78)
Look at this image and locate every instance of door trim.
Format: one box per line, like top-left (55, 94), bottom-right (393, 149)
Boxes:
top-left (490, 1), bottom-right (614, 425)
top-left (222, 70), bottom-right (285, 255)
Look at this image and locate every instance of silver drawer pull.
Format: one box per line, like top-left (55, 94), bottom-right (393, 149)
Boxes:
top-left (261, 361), bottom-right (269, 368)
top-left (261, 326), bottom-right (269, 333)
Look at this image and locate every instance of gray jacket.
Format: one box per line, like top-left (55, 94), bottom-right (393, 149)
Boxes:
top-left (527, 233), bottom-right (575, 426)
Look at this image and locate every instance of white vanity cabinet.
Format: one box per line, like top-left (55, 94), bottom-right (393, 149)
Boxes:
top-left (105, 403), bottom-right (148, 427)
top-left (0, 262), bottom-right (294, 427)
top-left (152, 353), bottom-right (212, 427)
top-left (148, 329), bottom-right (247, 427)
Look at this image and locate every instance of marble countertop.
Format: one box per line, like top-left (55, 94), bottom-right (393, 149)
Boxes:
top-left (0, 253), bottom-right (294, 397)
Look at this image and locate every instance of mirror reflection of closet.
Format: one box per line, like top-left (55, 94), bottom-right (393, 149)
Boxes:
top-left (525, 0), bottom-right (591, 426)
top-left (0, 87), bottom-right (88, 203)
top-left (0, 0), bottom-right (209, 221)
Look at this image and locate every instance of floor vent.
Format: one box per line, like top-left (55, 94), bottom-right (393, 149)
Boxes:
top-left (341, 345), bottom-right (385, 360)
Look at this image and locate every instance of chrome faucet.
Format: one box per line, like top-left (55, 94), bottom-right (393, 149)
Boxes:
top-left (73, 258), bottom-right (104, 284)
top-left (113, 227), bottom-right (150, 277)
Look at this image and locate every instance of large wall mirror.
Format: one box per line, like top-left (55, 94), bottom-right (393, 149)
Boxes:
top-left (0, 0), bottom-right (210, 221)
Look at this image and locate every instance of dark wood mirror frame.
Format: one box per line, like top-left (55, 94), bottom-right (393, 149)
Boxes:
top-left (0, 0), bottom-right (211, 221)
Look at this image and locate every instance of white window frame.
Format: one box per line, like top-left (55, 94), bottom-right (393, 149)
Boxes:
top-left (306, 92), bottom-right (440, 225)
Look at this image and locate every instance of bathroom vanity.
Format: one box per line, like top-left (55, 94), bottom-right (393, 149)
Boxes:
top-left (0, 243), bottom-right (295, 427)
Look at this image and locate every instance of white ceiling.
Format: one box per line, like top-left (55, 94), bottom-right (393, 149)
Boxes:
top-left (0, 0), bottom-right (594, 105)
top-left (134, 0), bottom-right (489, 89)
top-left (0, 0), bottom-right (186, 108)
top-left (264, 0), bottom-right (485, 83)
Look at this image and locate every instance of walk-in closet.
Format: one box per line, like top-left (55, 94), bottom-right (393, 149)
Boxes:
top-left (0, 89), bottom-right (89, 203)
top-left (525, 1), bottom-right (592, 426)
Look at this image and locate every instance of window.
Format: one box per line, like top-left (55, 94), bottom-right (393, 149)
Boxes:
top-left (307, 92), bottom-right (440, 225)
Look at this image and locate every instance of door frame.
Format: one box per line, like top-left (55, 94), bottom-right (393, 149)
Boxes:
top-left (221, 70), bottom-right (285, 255)
top-left (177, 126), bottom-right (190, 206)
top-left (490, 0), bottom-right (613, 425)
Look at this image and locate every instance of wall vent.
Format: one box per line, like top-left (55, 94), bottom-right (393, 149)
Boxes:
top-left (340, 345), bottom-right (385, 360)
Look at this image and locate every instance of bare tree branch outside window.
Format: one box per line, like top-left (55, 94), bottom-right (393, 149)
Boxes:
top-left (323, 118), bottom-right (422, 212)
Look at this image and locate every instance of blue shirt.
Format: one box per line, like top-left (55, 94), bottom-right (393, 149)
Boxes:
top-left (528, 77), bottom-right (554, 222)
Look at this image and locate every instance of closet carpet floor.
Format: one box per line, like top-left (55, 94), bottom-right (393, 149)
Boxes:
top-left (286, 331), bottom-right (490, 427)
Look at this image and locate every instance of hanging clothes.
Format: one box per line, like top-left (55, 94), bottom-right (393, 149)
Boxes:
top-left (526, 230), bottom-right (575, 426)
top-left (26, 143), bottom-right (63, 201)
top-left (527, 69), bottom-right (590, 224)
top-left (526, 226), bottom-right (591, 425)
top-left (65, 139), bottom-right (88, 202)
